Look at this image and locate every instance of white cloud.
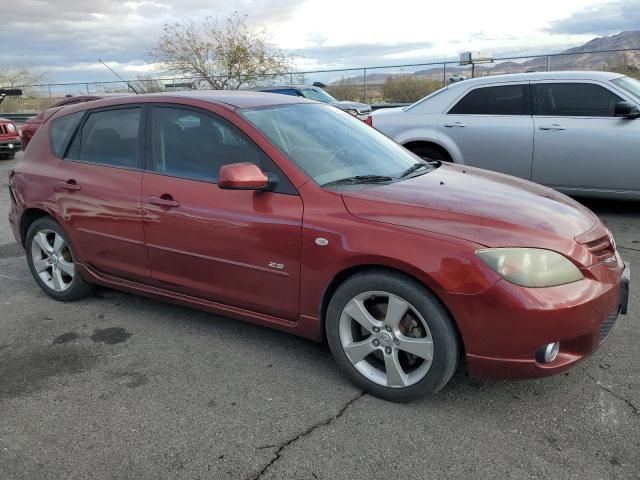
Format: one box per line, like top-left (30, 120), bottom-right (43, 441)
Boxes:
top-left (0, 0), bottom-right (636, 83)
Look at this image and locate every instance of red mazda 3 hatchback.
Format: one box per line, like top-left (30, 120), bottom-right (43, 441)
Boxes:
top-left (8, 92), bottom-right (630, 401)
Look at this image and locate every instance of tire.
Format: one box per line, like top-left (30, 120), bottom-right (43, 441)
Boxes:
top-left (408, 144), bottom-right (450, 162)
top-left (26, 217), bottom-right (94, 301)
top-left (326, 270), bottom-right (459, 402)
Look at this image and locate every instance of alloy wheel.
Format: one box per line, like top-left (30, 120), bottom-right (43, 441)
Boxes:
top-left (338, 291), bottom-right (434, 388)
top-left (30, 229), bottom-right (75, 292)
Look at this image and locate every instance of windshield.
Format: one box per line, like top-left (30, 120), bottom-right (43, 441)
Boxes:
top-left (242, 104), bottom-right (431, 186)
top-left (612, 76), bottom-right (640, 100)
top-left (300, 87), bottom-right (338, 103)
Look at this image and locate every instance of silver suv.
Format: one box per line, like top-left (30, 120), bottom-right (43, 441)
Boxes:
top-left (370, 71), bottom-right (640, 200)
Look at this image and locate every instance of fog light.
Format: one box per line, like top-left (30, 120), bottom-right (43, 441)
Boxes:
top-left (536, 342), bottom-right (560, 363)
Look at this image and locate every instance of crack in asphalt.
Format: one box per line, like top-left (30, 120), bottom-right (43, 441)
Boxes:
top-left (619, 245), bottom-right (640, 252)
top-left (249, 391), bottom-right (365, 480)
top-left (587, 372), bottom-right (639, 415)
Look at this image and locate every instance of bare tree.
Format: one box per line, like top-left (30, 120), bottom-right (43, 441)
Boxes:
top-left (0, 65), bottom-right (45, 87)
top-left (151, 12), bottom-right (291, 90)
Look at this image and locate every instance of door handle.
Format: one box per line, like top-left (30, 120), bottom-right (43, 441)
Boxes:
top-left (538, 124), bottom-right (566, 131)
top-left (56, 180), bottom-right (81, 191)
top-left (443, 122), bottom-right (466, 128)
top-left (148, 195), bottom-right (180, 208)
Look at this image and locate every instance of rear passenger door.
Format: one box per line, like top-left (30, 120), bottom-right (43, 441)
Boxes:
top-left (437, 83), bottom-right (534, 179)
top-left (53, 105), bottom-right (150, 283)
top-left (531, 81), bottom-right (639, 195)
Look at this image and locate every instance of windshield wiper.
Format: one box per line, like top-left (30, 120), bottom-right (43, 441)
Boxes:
top-left (321, 175), bottom-right (393, 187)
top-left (399, 162), bottom-right (431, 178)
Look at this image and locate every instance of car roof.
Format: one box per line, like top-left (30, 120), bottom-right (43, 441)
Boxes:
top-left (447, 70), bottom-right (624, 89)
top-left (71, 90), bottom-right (317, 110)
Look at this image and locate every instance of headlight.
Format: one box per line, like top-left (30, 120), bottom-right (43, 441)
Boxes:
top-left (7, 123), bottom-right (16, 132)
top-left (476, 248), bottom-right (583, 287)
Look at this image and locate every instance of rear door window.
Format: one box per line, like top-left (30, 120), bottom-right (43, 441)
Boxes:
top-left (448, 84), bottom-right (530, 115)
top-left (68, 108), bottom-right (142, 168)
top-left (533, 83), bottom-right (623, 117)
top-left (50, 111), bottom-right (84, 158)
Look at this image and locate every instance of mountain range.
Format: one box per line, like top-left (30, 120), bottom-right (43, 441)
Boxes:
top-left (333, 30), bottom-right (640, 85)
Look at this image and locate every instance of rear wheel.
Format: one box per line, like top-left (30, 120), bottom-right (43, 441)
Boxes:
top-left (326, 271), bottom-right (459, 402)
top-left (26, 217), bottom-right (93, 301)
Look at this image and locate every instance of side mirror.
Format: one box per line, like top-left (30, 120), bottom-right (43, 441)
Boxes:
top-left (218, 163), bottom-right (269, 190)
top-left (614, 101), bottom-right (640, 118)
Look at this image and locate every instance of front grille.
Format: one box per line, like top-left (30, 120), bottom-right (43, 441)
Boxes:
top-left (599, 310), bottom-right (619, 342)
top-left (584, 235), bottom-right (616, 265)
top-left (0, 124), bottom-right (7, 135)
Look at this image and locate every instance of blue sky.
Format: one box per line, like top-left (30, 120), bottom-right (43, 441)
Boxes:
top-left (1, 0), bottom-right (638, 84)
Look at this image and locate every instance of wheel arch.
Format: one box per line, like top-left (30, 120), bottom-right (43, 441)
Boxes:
top-left (20, 208), bottom-right (51, 246)
top-left (402, 140), bottom-right (454, 162)
top-left (318, 264), bottom-right (466, 356)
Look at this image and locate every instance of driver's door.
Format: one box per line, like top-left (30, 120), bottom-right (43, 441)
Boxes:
top-left (141, 104), bottom-right (303, 320)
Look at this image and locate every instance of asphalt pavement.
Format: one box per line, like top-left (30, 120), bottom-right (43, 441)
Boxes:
top-left (1, 153), bottom-right (638, 479)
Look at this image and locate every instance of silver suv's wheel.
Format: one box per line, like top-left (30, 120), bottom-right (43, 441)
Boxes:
top-left (326, 271), bottom-right (459, 402)
top-left (26, 217), bottom-right (93, 301)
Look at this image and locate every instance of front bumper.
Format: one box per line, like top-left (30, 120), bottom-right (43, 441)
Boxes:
top-left (0, 138), bottom-right (22, 153)
top-left (440, 260), bottom-right (630, 379)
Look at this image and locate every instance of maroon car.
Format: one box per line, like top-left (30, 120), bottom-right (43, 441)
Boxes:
top-left (0, 116), bottom-right (21, 160)
top-left (8, 92), bottom-right (629, 401)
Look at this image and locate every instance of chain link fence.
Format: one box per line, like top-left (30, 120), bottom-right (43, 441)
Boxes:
top-left (2, 48), bottom-right (639, 113)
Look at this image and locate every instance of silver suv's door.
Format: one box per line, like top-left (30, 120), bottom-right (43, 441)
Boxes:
top-left (437, 82), bottom-right (534, 179)
top-left (531, 80), bottom-right (639, 196)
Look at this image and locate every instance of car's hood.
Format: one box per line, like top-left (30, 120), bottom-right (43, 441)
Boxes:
top-left (332, 100), bottom-right (371, 113)
top-left (341, 163), bottom-right (598, 249)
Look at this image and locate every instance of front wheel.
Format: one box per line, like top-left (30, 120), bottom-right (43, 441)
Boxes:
top-left (326, 271), bottom-right (460, 402)
top-left (26, 217), bottom-right (94, 301)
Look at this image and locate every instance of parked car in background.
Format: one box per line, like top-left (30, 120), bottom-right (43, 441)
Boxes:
top-left (9, 91), bottom-right (629, 401)
top-left (448, 74), bottom-right (466, 83)
top-left (257, 85), bottom-right (372, 120)
top-left (0, 88), bottom-right (23, 160)
top-left (369, 71), bottom-right (640, 200)
top-left (0, 116), bottom-right (21, 160)
top-left (20, 94), bottom-right (129, 149)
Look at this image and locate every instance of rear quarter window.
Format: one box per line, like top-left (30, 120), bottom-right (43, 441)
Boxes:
top-left (448, 84), bottom-right (530, 115)
top-left (50, 111), bottom-right (85, 158)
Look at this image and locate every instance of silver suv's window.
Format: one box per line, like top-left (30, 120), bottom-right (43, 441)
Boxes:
top-left (533, 83), bottom-right (622, 117)
top-left (448, 85), bottom-right (529, 115)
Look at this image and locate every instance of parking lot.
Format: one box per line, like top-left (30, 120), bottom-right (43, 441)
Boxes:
top-left (0, 151), bottom-right (638, 479)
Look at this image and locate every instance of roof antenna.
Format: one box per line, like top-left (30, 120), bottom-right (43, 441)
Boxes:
top-left (98, 59), bottom-right (139, 94)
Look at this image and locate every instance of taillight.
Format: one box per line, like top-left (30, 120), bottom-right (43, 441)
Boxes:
top-left (365, 116), bottom-right (373, 126)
